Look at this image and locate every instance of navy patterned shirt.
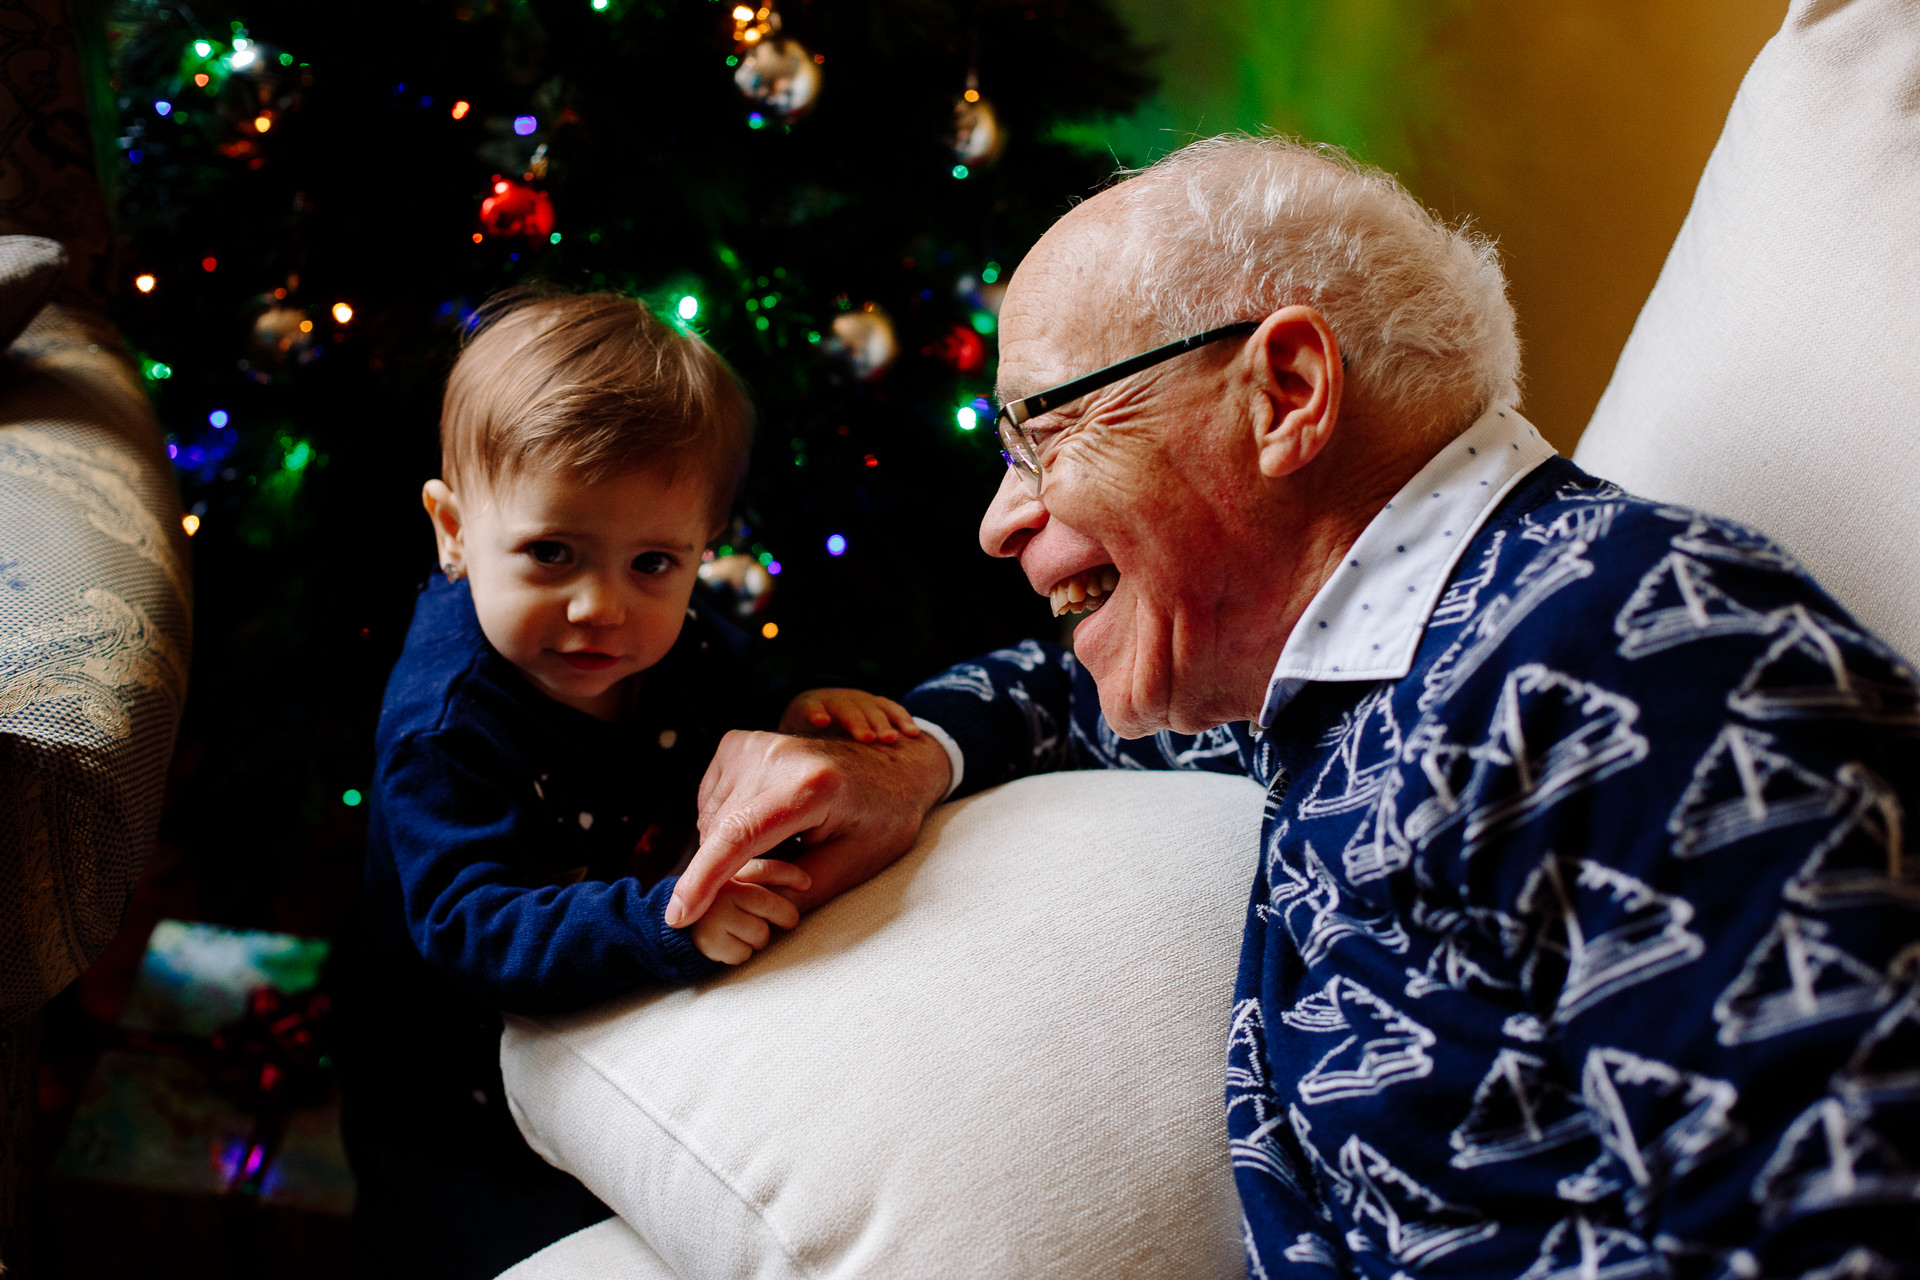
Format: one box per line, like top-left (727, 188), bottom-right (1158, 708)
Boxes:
top-left (903, 408), bottom-right (1920, 1280)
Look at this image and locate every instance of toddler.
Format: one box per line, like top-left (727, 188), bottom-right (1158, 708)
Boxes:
top-left (339, 289), bottom-right (912, 1278)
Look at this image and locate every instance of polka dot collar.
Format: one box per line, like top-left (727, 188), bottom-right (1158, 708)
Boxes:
top-left (1256, 406), bottom-right (1557, 728)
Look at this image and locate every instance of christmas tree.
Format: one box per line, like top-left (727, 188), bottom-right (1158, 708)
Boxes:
top-left (105, 0), bottom-right (1154, 919)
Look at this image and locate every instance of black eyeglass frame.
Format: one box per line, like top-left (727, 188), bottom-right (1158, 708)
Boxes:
top-left (996, 320), bottom-right (1262, 495)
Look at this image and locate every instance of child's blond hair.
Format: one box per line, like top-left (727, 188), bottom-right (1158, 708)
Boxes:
top-left (440, 288), bottom-right (753, 523)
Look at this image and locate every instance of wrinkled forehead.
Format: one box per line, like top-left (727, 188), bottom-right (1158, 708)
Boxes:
top-left (996, 198), bottom-right (1158, 402)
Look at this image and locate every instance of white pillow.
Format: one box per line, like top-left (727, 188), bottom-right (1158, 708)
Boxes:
top-left (1572, 0), bottom-right (1920, 660)
top-left (500, 769), bottom-right (1265, 1280)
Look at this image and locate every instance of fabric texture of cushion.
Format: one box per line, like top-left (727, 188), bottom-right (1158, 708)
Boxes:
top-left (501, 768), bottom-right (1264, 1280)
top-left (498, 1217), bottom-right (677, 1280)
top-left (1573, 0), bottom-right (1920, 661)
top-left (0, 237), bottom-right (65, 352)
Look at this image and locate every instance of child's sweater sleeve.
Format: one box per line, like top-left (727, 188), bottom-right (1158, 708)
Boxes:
top-left (376, 721), bottom-right (719, 1015)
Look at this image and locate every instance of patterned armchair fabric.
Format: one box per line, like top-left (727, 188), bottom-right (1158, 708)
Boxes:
top-left (0, 233), bottom-right (192, 1259)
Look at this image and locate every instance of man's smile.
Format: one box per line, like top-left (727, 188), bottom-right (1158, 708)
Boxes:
top-left (1047, 565), bottom-right (1119, 617)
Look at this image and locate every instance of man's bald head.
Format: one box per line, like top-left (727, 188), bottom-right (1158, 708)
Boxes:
top-left (1007, 136), bottom-right (1521, 442)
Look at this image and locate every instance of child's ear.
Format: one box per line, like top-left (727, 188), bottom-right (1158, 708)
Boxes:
top-left (423, 480), bottom-right (467, 580)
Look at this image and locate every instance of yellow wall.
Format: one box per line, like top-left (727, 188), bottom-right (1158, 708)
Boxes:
top-left (1085, 0), bottom-right (1783, 453)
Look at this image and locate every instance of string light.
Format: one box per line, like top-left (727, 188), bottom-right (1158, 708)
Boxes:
top-left (964, 88), bottom-right (980, 103)
top-left (193, 39), bottom-right (213, 57)
top-left (201, 256), bottom-right (218, 272)
top-left (952, 164), bottom-right (969, 180)
top-left (451, 100), bottom-right (471, 120)
top-left (513, 115), bottom-right (538, 136)
top-left (955, 405), bottom-right (977, 431)
top-left (181, 513), bottom-right (201, 536)
top-left (766, 560), bottom-right (782, 575)
top-left (209, 409), bottom-right (230, 427)
top-left (676, 295), bottom-right (699, 321)
top-left (298, 319), bottom-right (314, 332)
top-left (332, 302), bottom-right (354, 323)
top-left (194, 73), bottom-right (210, 88)
top-left (135, 274), bottom-right (156, 293)
top-left (254, 114), bottom-right (272, 132)
top-left (760, 622), bottom-right (779, 639)
top-left (825, 533), bottom-right (847, 556)
top-left (342, 789), bottom-right (364, 807)
top-left (154, 100), bottom-right (172, 116)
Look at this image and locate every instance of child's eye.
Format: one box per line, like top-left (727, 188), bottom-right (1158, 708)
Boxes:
top-left (633, 551), bottom-right (676, 576)
top-left (525, 541), bottom-right (571, 566)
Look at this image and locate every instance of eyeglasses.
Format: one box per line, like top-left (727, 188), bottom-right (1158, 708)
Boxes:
top-left (996, 320), bottom-right (1261, 496)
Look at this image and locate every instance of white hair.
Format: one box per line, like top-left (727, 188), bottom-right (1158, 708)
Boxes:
top-left (1112, 135), bottom-right (1521, 439)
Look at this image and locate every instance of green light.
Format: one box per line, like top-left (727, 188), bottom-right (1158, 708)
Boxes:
top-left (757, 551), bottom-right (773, 565)
top-left (342, 789), bottom-right (364, 807)
top-left (715, 245), bottom-right (740, 269)
top-left (747, 113), bottom-right (766, 130)
top-left (951, 164), bottom-right (969, 180)
top-left (717, 544), bottom-right (733, 557)
top-left (549, 231), bottom-right (562, 244)
top-left (676, 295), bottom-right (699, 321)
top-left (981, 263), bottom-right (1000, 284)
top-left (591, 0), bottom-right (609, 8)
top-left (754, 315), bottom-right (770, 331)
top-left (956, 406), bottom-right (978, 431)
top-left (743, 297), bottom-right (758, 312)
top-left (806, 330), bottom-right (820, 344)
top-left (278, 51), bottom-right (294, 65)
top-left (143, 359), bottom-right (172, 381)
top-left (760, 294), bottom-right (777, 308)
top-left (283, 440), bottom-right (313, 472)
top-left (726, 54), bottom-right (739, 66)
top-left (194, 39), bottom-right (213, 57)
top-left (970, 310), bottom-right (997, 335)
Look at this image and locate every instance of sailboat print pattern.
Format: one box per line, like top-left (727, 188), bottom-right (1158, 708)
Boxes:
top-left (896, 456), bottom-right (1920, 1278)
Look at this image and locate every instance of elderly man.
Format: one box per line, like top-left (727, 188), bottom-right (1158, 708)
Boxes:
top-left (668, 136), bottom-right (1919, 1277)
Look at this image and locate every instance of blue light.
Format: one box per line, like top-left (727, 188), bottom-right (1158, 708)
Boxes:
top-left (825, 534), bottom-right (847, 557)
top-left (155, 100), bottom-right (173, 116)
top-left (420, 95), bottom-right (433, 108)
top-left (128, 149), bottom-right (143, 164)
top-left (747, 112), bottom-right (765, 129)
top-left (952, 164), bottom-right (970, 180)
top-left (766, 560), bottom-right (782, 576)
top-left (971, 396), bottom-right (993, 415)
top-left (208, 409), bottom-right (229, 428)
top-left (513, 115), bottom-right (538, 136)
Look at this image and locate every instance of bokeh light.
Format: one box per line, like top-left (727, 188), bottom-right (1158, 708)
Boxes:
top-left (825, 533), bottom-right (847, 556)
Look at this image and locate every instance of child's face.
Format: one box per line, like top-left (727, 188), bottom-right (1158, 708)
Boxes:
top-left (430, 466), bottom-right (716, 720)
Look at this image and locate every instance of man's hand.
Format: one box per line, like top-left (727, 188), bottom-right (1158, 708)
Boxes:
top-left (687, 858), bottom-right (811, 965)
top-left (665, 728), bottom-right (953, 928)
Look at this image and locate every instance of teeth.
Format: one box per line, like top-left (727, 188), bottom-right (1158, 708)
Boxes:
top-left (1049, 567), bottom-right (1119, 617)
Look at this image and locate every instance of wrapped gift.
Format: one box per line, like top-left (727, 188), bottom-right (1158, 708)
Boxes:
top-left (50, 921), bottom-right (351, 1278)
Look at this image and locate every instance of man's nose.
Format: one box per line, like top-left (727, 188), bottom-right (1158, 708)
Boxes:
top-left (979, 466), bottom-right (1048, 559)
top-left (567, 574), bottom-right (626, 626)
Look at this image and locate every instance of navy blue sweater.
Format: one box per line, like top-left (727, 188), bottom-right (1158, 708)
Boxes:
top-left (903, 458), bottom-right (1920, 1280)
top-left (346, 575), bottom-right (774, 1127)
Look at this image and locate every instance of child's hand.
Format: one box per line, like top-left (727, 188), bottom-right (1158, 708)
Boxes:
top-left (780, 688), bottom-right (921, 745)
top-left (687, 857), bottom-right (811, 965)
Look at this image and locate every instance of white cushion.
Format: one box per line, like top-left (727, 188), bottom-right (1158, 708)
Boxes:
top-left (501, 769), bottom-right (1264, 1280)
top-left (1573, 0), bottom-right (1920, 660)
top-left (498, 1217), bottom-right (676, 1280)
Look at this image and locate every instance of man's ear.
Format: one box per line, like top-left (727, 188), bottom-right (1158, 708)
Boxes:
top-left (422, 479), bottom-right (466, 577)
top-left (1247, 305), bottom-right (1343, 480)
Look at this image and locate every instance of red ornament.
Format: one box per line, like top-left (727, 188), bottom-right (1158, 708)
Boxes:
top-left (479, 175), bottom-right (555, 240)
top-left (934, 323), bottom-right (987, 374)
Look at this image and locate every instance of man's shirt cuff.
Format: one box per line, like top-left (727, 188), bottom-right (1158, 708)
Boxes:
top-left (913, 717), bottom-right (965, 800)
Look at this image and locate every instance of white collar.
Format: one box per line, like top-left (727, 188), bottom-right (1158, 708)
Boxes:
top-left (1256, 406), bottom-right (1557, 729)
